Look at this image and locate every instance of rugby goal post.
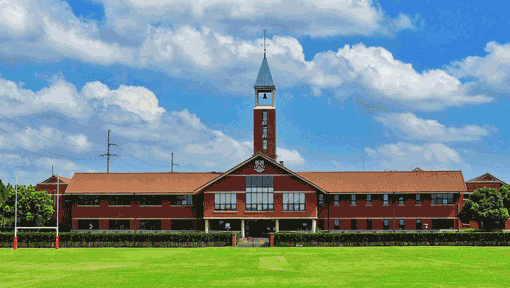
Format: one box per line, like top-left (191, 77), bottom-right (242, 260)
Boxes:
top-left (14, 176), bottom-right (60, 250)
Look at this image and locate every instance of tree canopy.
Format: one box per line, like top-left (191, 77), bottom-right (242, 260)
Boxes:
top-left (457, 186), bottom-right (510, 230)
top-left (0, 180), bottom-right (8, 205)
top-left (0, 185), bottom-right (54, 227)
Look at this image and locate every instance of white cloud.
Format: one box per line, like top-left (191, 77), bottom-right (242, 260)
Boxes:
top-left (100, 0), bottom-right (417, 39)
top-left (81, 82), bottom-right (166, 122)
top-left (365, 142), bottom-right (461, 171)
top-left (308, 44), bottom-right (492, 110)
top-left (375, 113), bottom-right (495, 142)
top-left (276, 148), bottom-right (305, 166)
top-left (0, 0), bottom-right (490, 111)
top-left (447, 41), bottom-right (510, 95)
top-left (0, 74), bottom-right (305, 173)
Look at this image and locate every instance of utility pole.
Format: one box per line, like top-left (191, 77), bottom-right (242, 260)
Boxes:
top-left (99, 130), bottom-right (118, 173)
top-left (171, 153), bottom-right (179, 173)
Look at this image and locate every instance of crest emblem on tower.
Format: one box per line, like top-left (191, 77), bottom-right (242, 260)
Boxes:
top-left (254, 160), bottom-right (265, 173)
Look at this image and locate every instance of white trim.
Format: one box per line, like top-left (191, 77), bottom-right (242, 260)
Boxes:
top-left (205, 217), bottom-right (317, 219)
top-left (74, 218), bottom-right (197, 220)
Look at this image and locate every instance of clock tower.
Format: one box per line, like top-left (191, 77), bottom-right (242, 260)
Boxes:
top-left (253, 31), bottom-right (276, 160)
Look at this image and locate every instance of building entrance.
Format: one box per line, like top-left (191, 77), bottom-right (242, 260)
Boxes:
top-left (245, 219), bottom-right (275, 237)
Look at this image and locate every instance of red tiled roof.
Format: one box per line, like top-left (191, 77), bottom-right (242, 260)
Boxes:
top-left (65, 173), bottom-right (222, 194)
top-left (57, 176), bottom-right (73, 183)
top-left (295, 171), bottom-right (467, 193)
top-left (466, 173), bottom-right (507, 185)
top-left (38, 175), bottom-right (73, 184)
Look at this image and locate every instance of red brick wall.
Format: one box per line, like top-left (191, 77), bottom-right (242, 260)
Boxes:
top-left (73, 198), bottom-right (197, 219)
top-left (230, 159), bottom-right (287, 175)
top-left (36, 183), bottom-right (69, 194)
top-left (466, 182), bottom-right (502, 192)
top-left (253, 108), bottom-right (276, 160)
top-left (100, 219), bottom-right (109, 230)
top-left (320, 194), bottom-right (459, 220)
top-left (161, 219), bottom-right (171, 230)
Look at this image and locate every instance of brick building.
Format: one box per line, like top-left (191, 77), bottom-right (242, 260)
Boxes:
top-left (35, 52), bottom-right (507, 236)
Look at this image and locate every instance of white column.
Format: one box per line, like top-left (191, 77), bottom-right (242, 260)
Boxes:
top-left (205, 219), bottom-right (209, 233)
top-left (312, 219), bottom-right (316, 233)
top-left (276, 219), bottom-right (279, 232)
top-left (241, 219), bottom-right (245, 239)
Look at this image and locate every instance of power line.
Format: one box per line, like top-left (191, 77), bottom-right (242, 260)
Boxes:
top-left (0, 126), bottom-right (98, 160)
top-left (0, 138), bottom-right (98, 160)
top-left (0, 113), bottom-right (103, 149)
top-left (116, 146), bottom-right (169, 168)
top-left (114, 157), bottom-right (137, 171)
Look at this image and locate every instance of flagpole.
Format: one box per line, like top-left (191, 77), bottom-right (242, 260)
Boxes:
top-left (56, 175), bottom-right (59, 249)
top-left (14, 177), bottom-right (17, 250)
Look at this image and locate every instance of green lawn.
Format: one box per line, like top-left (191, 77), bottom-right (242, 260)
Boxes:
top-left (1, 247), bottom-right (509, 287)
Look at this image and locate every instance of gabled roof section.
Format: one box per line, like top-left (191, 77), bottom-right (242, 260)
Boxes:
top-left (467, 173), bottom-right (507, 185)
top-left (66, 172), bottom-right (222, 194)
top-left (194, 153), bottom-right (326, 194)
top-left (254, 58), bottom-right (275, 88)
top-left (39, 175), bottom-right (73, 184)
top-left (295, 171), bottom-right (467, 193)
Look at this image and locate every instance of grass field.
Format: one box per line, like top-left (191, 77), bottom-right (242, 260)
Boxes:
top-left (1, 247), bottom-right (509, 287)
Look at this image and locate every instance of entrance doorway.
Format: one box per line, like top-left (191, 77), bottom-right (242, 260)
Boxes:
top-left (245, 219), bottom-right (275, 237)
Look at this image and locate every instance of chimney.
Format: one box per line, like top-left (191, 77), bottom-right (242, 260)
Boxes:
top-left (279, 161), bottom-right (284, 166)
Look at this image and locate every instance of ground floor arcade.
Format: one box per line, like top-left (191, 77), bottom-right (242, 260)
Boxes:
top-left (72, 217), bottom-right (460, 237)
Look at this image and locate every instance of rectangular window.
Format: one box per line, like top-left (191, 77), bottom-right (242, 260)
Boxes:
top-left (383, 194), bottom-right (389, 205)
top-left (351, 219), bottom-right (357, 230)
top-left (416, 194), bottom-right (421, 206)
top-left (367, 194), bottom-right (372, 205)
top-left (169, 195), bottom-right (192, 206)
top-left (78, 195), bottom-right (99, 206)
top-left (399, 219), bottom-right (405, 230)
top-left (283, 192), bottom-right (305, 211)
top-left (366, 219), bottom-right (372, 230)
top-left (262, 126), bottom-right (267, 139)
top-left (334, 194), bottom-right (339, 206)
top-left (416, 219), bottom-right (422, 230)
top-left (350, 194), bottom-right (356, 206)
top-left (383, 219), bottom-right (390, 230)
top-left (246, 176), bottom-right (274, 211)
top-left (262, 110), bottom-right (268, 126)
top-left (399, 195), bottom-right (404, 206)
top-left (318, 194), bottom-right (324, 206)
top-left (109, 195), bottom-right (131, 206)
top-left (334, 219), bottom-right (340, 229)
top-left (214, 193), bottom-right (237, 211)
top-left (432, 193), bottom-right (454, 205)
top-left (262, 139), bottom-right (267, 150)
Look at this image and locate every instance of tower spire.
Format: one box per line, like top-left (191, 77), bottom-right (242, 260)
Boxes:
top-left (263, 29), bottom-right (267, 59)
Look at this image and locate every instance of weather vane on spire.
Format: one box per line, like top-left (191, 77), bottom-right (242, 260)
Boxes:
top-left (262, 29), bottom-right (269, 59)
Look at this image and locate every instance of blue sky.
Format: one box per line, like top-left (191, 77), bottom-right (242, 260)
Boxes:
top-left (1, 0), bottom-right (509, 185)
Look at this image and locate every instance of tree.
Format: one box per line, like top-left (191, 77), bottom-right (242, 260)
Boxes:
top-left (0, 179), bottom-right (8, 205)
top-left (500, 185), bottom-right (510, 209)
top-left (0, 185), bottom-right (55, 227)
top-left (457, 186), bottom-right (509, 230)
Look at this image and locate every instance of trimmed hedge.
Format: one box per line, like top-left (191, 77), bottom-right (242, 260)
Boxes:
top-left (273, 231), bottom-right (510, 247)
top-left (0, 231), bottom-right (240, 248)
